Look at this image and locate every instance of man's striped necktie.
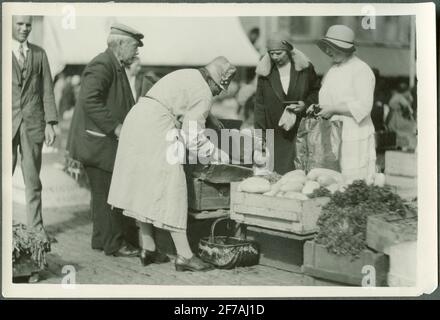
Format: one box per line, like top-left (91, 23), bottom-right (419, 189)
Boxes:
top-left (18, 43), bottom-right (27, 80)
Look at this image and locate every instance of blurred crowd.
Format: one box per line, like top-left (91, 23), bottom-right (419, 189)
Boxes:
top-left (54, 26), bottom-right (417, 152)
top-left (209, 28), bottom-right (418, 152)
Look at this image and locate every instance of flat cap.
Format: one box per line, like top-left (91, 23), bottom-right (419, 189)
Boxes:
top-left (110, 23), bottom-right (144, 47)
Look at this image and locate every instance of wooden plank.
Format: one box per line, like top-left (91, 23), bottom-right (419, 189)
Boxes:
top-left (235, 192), bottom-right (304, 213)
top-left (189, 209), bottom-right (229, 220)
top-left (385, 151), bottom-right (417, 177)
top-left (231, 213), bottom-right (314, 234)
top-left (200, 197), bottom-right (230, 210)
top-left (247, 226), bottom-right (315, 241)
top-left (233, 204), bottom-right (299, 221)
top-left (366, 213), bottom-right (417, 253)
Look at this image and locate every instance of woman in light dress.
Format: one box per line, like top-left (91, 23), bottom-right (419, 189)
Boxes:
top-left (313, 25), bottom-right (377, 183)
top-left (108, 57), bottom-right (235, 272)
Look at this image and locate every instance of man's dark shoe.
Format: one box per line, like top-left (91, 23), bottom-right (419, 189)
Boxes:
top-left (110, 245), bottom-right (140, 257)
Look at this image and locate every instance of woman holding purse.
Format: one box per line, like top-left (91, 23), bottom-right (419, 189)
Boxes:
top-left (312, 25), bottom-right (377, 183)
top-left (254, 32), bottom-right (320, 174)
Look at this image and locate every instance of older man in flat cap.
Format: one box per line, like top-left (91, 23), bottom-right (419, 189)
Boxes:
top-left (67, 23), bottom-right (143, 257)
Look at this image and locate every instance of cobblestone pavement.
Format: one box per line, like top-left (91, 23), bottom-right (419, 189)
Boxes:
top-left (13, 203), bottom-right (309, 286)
top-left (11, 138), bottom-right (313, 288)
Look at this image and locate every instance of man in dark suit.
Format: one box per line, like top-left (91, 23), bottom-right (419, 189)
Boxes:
top-left (12, 16), bottom-right (58, 236)
top-left (67, 23), bottom-right (143, 257)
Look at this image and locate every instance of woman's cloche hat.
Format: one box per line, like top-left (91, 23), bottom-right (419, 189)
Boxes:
top-left (255, 32), bottom-right (312, 77)
top-left (317, 24), bottom-right (356, 54)
top-left (205, 56), bottom-right (237, 91)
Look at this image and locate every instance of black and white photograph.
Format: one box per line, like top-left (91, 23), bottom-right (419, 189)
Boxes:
top-left (1, 2), bottom-right (437, 298)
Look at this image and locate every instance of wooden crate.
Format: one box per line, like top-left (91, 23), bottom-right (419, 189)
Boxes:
top-left (366, 213), bottom-right (417, 253)
top-left (385, 151), bottom-right (417, 177)
top-left (385, 175), bottom-right (417, 200)
top-left (13, 255), bottom-right (40, 279)
top-left (230, 182), bottom-right (330, 235)
top-left (245, 226), bottom-right (314, 273)
top-left (302, 241), bottom-right (389, 286)
top-left (187, 178), bottom-right (230, 211)
top-left (387, 241), bottom-right (417, 287)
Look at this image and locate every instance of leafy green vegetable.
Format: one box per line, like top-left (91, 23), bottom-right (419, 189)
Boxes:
top-left (315, 180), bottom-right (416, 260)
top-left (308, 186), bottom-right (331, 198)
top-left (13, 223), bottom-right (51, 269)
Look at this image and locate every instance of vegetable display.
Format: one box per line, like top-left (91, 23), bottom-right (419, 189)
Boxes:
top-left (314, 180), bottom-right (416, 259)
top-left (238, 168), bottom-right (342, 199)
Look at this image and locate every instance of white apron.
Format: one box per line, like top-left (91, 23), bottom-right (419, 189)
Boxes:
top-left (319, 56), bottom-right (377, 183)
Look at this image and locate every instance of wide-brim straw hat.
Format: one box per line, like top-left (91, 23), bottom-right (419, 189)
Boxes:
top-left (317, 25), bottom-right (356, 54)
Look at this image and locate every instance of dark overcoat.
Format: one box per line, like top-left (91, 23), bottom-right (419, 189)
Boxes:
top-left (255, 59), bottom-right (320, 174)
top-left (67, 48), bottom-right (135, 172)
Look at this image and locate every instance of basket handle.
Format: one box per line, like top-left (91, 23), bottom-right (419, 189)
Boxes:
top-left (209, 217), bottom-right (230, 243)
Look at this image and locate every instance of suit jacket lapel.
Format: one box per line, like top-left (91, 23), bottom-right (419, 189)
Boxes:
top-left (12, 54), bottom-right (22, 86)
top-left (21, 47), bottom-right (34, 91)
top-left (106, 49), bottom-right (135, 108)
top-left (268, 67), bottom-right (286, 103)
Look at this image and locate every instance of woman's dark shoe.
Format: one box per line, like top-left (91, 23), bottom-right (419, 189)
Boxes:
top-left (175, 255), bottom-right (214, 272)
top-left (140, 249), bottom-right (171, 266)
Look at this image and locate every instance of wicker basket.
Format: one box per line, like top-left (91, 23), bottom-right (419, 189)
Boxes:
top-left (198, 217), bottom-right (260, 269)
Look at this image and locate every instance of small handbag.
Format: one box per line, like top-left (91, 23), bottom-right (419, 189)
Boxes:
top-left (198, 217), bottom-right (260, 269)
top-left (278, 106), bottom-right (297, 131)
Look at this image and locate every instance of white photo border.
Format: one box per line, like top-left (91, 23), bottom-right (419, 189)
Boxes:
top-left (2, 2), bottom-right (437, 298)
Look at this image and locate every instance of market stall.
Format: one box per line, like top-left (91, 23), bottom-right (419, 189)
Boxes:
top-left (188, 119), bottom-right (418, 286)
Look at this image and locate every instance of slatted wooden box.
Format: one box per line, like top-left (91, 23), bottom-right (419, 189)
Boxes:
top-left (366, 213), bottom-right (417, 253)
top-left (385, 175), bottom-right (417, 200)
top-left (385, 151), bottom-right (417, 177)
top-left (187, 178), bottom-right (230, 211)
top-left (229, 182), bottom-right (330, 235)
top-left (302, 241), bottom-right (389, 286)
top-left (387, 241), bottom-right (417, 287)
